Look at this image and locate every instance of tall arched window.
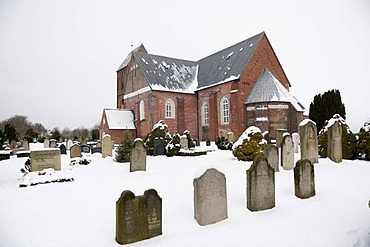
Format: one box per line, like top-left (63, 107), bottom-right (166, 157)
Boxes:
top-left (139, 100), bottom-right (145, 121)
top-left (220, 96), bottom-right (229, 124)
top-left (202, 101), bottom-right (209, 125)
top-left (165, 98), bottom-right (175, 118)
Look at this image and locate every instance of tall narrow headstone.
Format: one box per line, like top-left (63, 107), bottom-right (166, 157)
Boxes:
top-left (66, 139), bottom-right (73, 150)
top-left (327, 121), bottom-right (342, 163)
top-left (22, 139), bottom-right (29, 151)
top-left (294, 159), bottom-right (315, 199)
top-left (194, 168), bottom-right (228, 226)
top-left (299, 120), bottom-right (318, 164)
top-left (130, 139), bottom-right (146, 172)
top-left (153, 138), bottom-right (165, 156)
top-left (275, 129), bottom-right (287, 148)
top-left (263, 144), bottom-right (279, 172)
top-left (59, 144), bottom-right (67, 155)
top-left (247, 156), bottom-right (275, 211)
top-left (292, 133), bottom-right (300, 153)
top-left (44, 138), bottom-right (50, 148)
top-left (49, 139), bottom-right (57, 148)
top-left (70, 144), bottom-right (82, 158)
top-left (281, 134), bottom-right (294, 170)
top-left (10, 140), bottom-right (17, 149)
top-left (116, 189), bottom-right (162, 245)
top-left (102, 135), bottom-right (113, 158)
top-left (180, 136), bottom-right (188, 150)
top-left (228, 132), bottom-right (235, 143)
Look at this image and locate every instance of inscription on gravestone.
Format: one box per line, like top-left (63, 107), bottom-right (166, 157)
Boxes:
top-left (299, 120), bottom-right (318, 164)
top-left (30, 149), bottom-right (61, 171)
top-left (294, 159), bottom-right (315, 199)
top-left (116, 189), bottom-right (162, 245)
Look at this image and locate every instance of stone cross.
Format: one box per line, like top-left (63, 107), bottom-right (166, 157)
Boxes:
top-left (193, 168), bottom-right (228, 225)
top-left (102, 135), bottom-right (114, 158)
top-left (299, 120), bottom-right (318, 164)
top-left (116, 189), bottom-right (162, 245)
top-left (263, 144), bottom-right (279, 172)
top-left (294, 159), bottom-right (315, 199)
top-left (247, 156), bottom-right (275, 211)
top-left (130, 139), bottom-right (146, 172)
top-left (281, 134), bottom-right (294, 170)
top-left (327, 121), bottom-right (342, 163)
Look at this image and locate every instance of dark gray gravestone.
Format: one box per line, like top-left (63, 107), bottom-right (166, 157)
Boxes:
top-left (263, 144), bottom-right (279, 172)
top-left (206, 140), bottom-right (211, 146)
top-left (81, 145), bottom-right (91, 153)
top-left (153, 138), bottom-right (165, 156)
top-left (247, 156), bottom-right (275, 212)
top-left (59, 144), bottom-right (67, 155)
top-left (91, 147), bottom-right (102, 154)
top-left (116, 189), bottom-right (162, 245)
top-left (294, 159), bottom-right (315, 199)
top-left (195, 139), bottom-right (200, 146)
top-left (194, 168), bottom-right (228, 226)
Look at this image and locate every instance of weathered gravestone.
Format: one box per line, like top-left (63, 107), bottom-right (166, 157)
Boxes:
top-left (194, 168), bottom-right (228, 226)
top-left (59, 137), bottom-right (63, 143)
top-left (96, 141), bottom-right (102, 148)
top-left (294, 159), bottom-right (315, 199)
top-left (180, 136), bottom-right (188, 150)
top-left (66, 139), bottom-right (73, 150)
top-left (228, 132), bottom-right (235, 143)
top-left (263, 144), bottom-right (279, 172)
top-left (30, 149), bottom-right (61, 171)
top-left (59, 144), bottom-right (67, 155)
top-left (116, 189), bottom-right (162, 245)
top-left (275, 129), bottom-right (287, 148)
top-left (281, 134), bottom-right (294, 170)
top-left (247, 156), bottom-right (275, 211)
top-left (49, 139), bottom-right (57, 148)
top-left (44, 138), bottom-right (50, 148)
top-left (130, 139), bottom-right (146, 172)
top-left (299, 120), bottom-right (318, 164)
top-left (102, 135), bottom-right (114, 158)
top-left (10, 140), bottom-right (17, 150)
top-left (22, 139), bottom-right (29, 151)
top-left (70, 144), bottom-right (82, 158)
top-left (292, 133), bottom-right (300, 153)
top-left (153, 138), bottom-right (165, 156)
top-left (91, 147), bottom-right (102, 154)
top-left (81, 138), bottom-right (88, 145)
top-left (327, 121), bottom-right (342, 163)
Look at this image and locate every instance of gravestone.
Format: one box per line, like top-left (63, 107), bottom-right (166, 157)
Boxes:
top-left (153, 138), bottom-right (165, 156)
top-left (292, 133), bottom-right (300, 153)
top-left (195, 139), bottom-right (200, 146)
top-left (10, 140), bottom-right (17, 149)
top-left (180, 136), bottom-right (188, 150)
top-left (81, 145), bottom-right (91, 153)
top-left (70, 144), bottom-right (82, 158)
top-left (66, 139), bottom-right (73, 150)
top-left (275, 129), bottom-right (287, 148)
top-left (30, 149), bottom-right (61, 171)
top-left (263, 144), bottom-right (279, 172)
top-left (59, 137), bottom-right (63, 143)
top-left (263, 132), bottom-right (272, 145)
top-left (247, 156), bottom-right (275, 211)
top-left (49, 139), bottom-right (57, 148)
top-left (116, 189), bottom-right (162, 245)
top-left (91, 147), bottom-right (102, 154)
top-left (299, 120), bottom-right (318, 164)
top-left (294, 159), bottom-right (315, 199)
top-left (194, 168), bottom-right (228, 226)
top-left (59, 144), bottom-right (67, 155)
top-left (228, 132), bottom-right (235, 143)
top-left (44, 138), bottom-right (50, 148)
top-left (328, 121), bottom-right (342, 163)
top-left (206, 140), bottom-right (211, 146)
top-left (281, 134), bottom-right (294, 170)
top-left (102, 135), bottom-right (113, 158)
top-left (22, 139), bottom-right (29, 150)
top-left (96, 141), bottom-right (102, 148)
top-left (130, 139), bottom-right (146, 172)
top-left (82, 138), bottom-right (88, 145)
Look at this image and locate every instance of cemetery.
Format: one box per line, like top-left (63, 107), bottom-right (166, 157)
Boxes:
top-left (0, 118), bottom-right (369, 246)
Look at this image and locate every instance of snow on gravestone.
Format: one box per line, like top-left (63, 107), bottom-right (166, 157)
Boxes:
top-left (263, 144), bottom-right (279, 172)
top-left (102, 135), bottom-right (113, 158)
top-left (327, 121), bottom-right (342, 163)
top-left (193, 168), bottom-right (228, 226)
top-left (49, 139), bottom-right (57, 148)
top-left (294, 159), bottom-right (316, 199)
top-left (130, 139), bottom-right (146, 172)
top-left (66, 139), bottom-right (73, 150)
top-left (247, 156), bottom-right (275, 212)
top-left (30, 149), bottom-right (61, 172)
top-left (299, 120), bottom-right (319, 164)
top-left (180, 136), bottom-right (188, 150)
top-left (116, 189), bottom-right (162, 245)
top-left (281, 134), bottom-right (294, 170)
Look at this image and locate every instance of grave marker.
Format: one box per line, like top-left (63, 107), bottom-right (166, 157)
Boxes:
top-left (299, 120), bottom-right (318, 164)
top-left (292, 133), bottom-right (300, 153)
top-left (328, 121), bottom-right (342, 163)
top-left (44, 138), bottom-right (50, 148)
top-left (281, 134), bottom-right (294, 170)
top-left (102, 135), bottom-right (113, 158)
top-left (66, 139), bottom-right (73, 150)
top-left (294, 159), bottom-right (315, 199)
top-left (275, 129), bottom-right (287, 148)
top-left (30, 149), bottom-right (61, 171)
top-left (70, 144), bottom-right (82, 158)
top-left (180, 136), bottom-right (188, 150)
top-left (59, 144), bottom-right (67, 155)
top-left (130, 139), bottom-right (146, 172)
top-left (153, 138), bottom-right (165, 156)
top-left (263, 144), bottom-right (279, 172)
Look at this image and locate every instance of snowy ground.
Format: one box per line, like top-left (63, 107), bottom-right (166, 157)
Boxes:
top-left (0, 143), bottom-right (369, 247)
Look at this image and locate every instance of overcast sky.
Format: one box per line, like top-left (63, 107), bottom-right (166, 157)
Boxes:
top-left (0, 0), bottom-right (369, 132)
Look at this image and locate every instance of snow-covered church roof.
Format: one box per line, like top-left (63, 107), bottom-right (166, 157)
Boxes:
top-left (245, 68), bottom-right (305, 112)
top-left (104, 109), bottom-right (136, 130)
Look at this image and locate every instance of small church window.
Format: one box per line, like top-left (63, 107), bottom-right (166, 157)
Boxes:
top-left (220, 97), bottom-right (229, 124)
top-left (139, 100), bottom-right (145, 121)
top-left (202, 101), bottom-right (209, 125)
top-left (165, 98), bottom-right (175, 118)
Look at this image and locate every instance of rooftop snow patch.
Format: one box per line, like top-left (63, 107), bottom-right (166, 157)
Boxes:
top-left (104, 109), bottom-right (136, 130)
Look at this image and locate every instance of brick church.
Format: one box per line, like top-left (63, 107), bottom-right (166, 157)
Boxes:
top-left (103, 32), bottom-right (306, 143)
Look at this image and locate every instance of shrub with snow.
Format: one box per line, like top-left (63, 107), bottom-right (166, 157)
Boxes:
top-left (183, 130), bottom-right (195, 149)
top-left (358, 119), bottom-right (370, 160)
top-left (115, 130), bottom-right (133, 163)
top-left (145, 120), bottom-right (172, 155)
top-left (166, 133), bottom-right (181, 157)
top-left (232, 126), bottom-right (267, 161)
